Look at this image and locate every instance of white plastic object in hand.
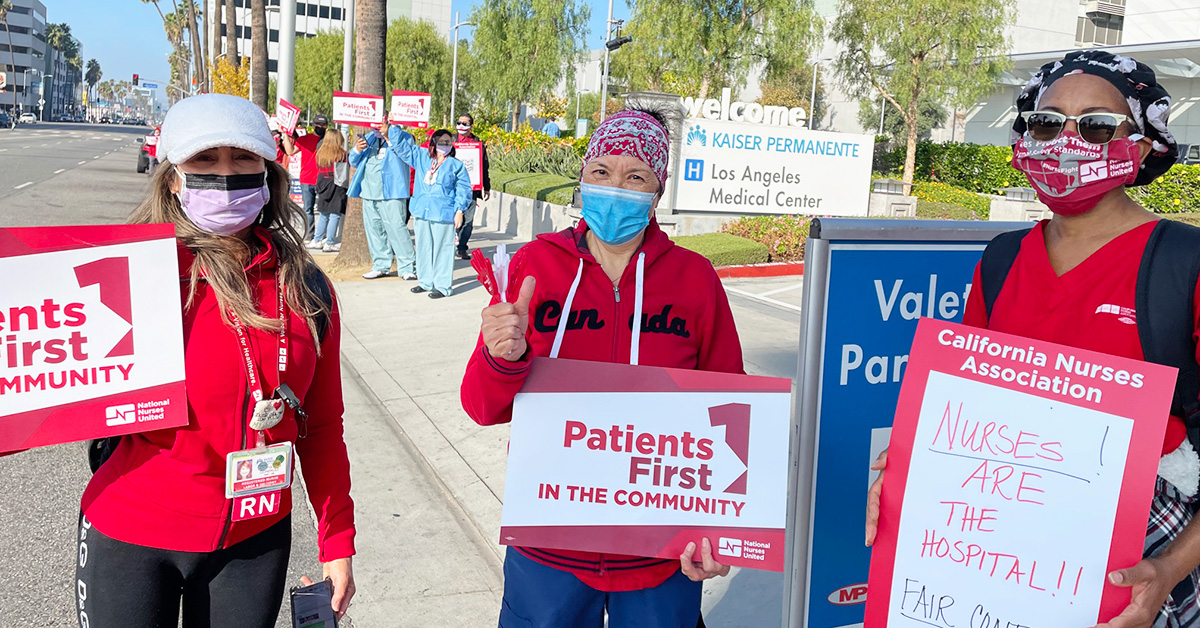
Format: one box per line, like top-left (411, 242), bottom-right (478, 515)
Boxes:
top-left (493, 243), bottom-right (511, 303)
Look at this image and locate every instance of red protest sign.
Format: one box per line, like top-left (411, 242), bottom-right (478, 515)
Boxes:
top-left (0, 225), bottom-right (188, 453)
top-left (276, 97), bottom-right (301, 134)
top-left (454, 140), bottom-right (484, 192)
top-left (501, 358), bottom-right (792, 571)
top-left (389, 90), bottom-right (431, 128)
top-left (332, 90), bottom-right (384, 126)
top-left (866, 319), bottom-right (1173, 627)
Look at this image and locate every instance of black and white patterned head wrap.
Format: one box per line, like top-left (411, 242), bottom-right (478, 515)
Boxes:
top-left (1011, 49), bottom-right (1177, 186)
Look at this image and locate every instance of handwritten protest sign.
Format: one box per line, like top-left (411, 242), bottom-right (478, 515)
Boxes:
top-left (276, 97), bottom-right (301, 135)
top-left (389, 90), bottom-right (430, 128)
top-left (0, 225), bottom-right (187, 453)
top-left (501, 358), bottom-right (792, 570)
top-left (332, 91), bottom-right (384, 126)
top-left (866, 319), bottom-right (1173, 627)
top-left (454, 140), bottom-right (484, 191)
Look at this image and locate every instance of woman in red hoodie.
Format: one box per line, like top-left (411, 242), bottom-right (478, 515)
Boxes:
top-left (461, 106), bottom-right (744, 627)
top-left (74, 94), bottom-right (355, 628)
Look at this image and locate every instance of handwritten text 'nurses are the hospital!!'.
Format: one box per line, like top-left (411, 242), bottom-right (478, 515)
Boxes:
top-left (0, 258), bottom-right (135, 396)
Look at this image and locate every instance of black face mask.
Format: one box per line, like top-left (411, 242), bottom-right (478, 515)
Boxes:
top-left (313, 126), bottom-right (327, 138)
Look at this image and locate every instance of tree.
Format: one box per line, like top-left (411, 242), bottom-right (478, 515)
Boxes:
top-left (385, 18), bottom-right (455, 125)
top-left (833, 0), bottom-right (1015, 191)
top-left (471, 0), bottom-right (589, 128)
top-left (0, 0), bottom-right (16, 114)
top-left (617, 0), bottom-right (821, 99)
top-left (85, 59), bottom-right (102, 108)
top-left (211, 55), bottom-right (249, 97)
top-left (185, 0), bottom-right (207, 93)
top-left (250, 0), bottom-right (268, 108)
top-left (224, 0), bottom-right (239, 66)
top-left (332, 0), bottom-right (385, 271)
top-left (293, 30), bottom-right (343, 116)
top-left (532, 93), bottom-right (567, 120)
top-left (758, 65), bottom-right (825, 126)
top-left (857, 93), bottom-right (947, 142)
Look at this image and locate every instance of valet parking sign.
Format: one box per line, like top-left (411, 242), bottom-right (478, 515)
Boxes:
top-left (675, 90), bottom-right (873, 216)
top-left (0, 224), bottom-right (187, 453)
top-left (501, 358), bottom-right (792, 570)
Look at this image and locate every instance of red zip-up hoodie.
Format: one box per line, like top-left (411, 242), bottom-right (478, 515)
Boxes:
top-left (460, 218), bottom-right (745, 592)
top-left (80, 228), bottom-right (356, 562)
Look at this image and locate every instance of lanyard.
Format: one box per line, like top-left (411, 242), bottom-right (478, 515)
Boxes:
top-left (230, 282), bottom-right (288, 446)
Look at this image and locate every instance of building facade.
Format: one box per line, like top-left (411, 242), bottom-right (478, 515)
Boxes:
top-left (0, 0), bottom-right (48, 115)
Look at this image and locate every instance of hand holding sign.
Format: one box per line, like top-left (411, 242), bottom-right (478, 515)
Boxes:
top-left (481, 276), bottom-right (535, 361)
top-left (865, 448), bottom-right (888, 547)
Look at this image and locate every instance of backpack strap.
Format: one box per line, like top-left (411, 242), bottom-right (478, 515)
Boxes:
top-left (303, 261), bottom-right (334, 344)
top-left (1137, 220), bottom-right (1200, 451)
top-left (979, 228), bottom-right (1032, 322)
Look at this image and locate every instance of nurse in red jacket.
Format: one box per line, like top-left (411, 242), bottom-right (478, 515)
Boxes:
top-left (867, 51), bottom-right (1200, 628)
top-left (75, 93), bottom-right (355, 628)
top-left (461, 106), bottom-right (744, 627)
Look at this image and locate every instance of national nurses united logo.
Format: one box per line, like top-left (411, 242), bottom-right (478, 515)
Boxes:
top-left (687, 125), bottom-right (707, 147)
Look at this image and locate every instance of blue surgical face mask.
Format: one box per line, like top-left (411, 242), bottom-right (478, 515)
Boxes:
top-left (580, 183), bottom-right (656, 246)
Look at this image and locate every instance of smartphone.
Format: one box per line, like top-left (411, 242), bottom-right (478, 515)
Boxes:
top-left (290, 578), bottom-right (338, 628)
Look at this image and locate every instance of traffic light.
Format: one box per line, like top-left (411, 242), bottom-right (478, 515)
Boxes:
top-left (133, 74), bottom-right (139, 86)
top-left (605, 35), bottom-right (632, 52)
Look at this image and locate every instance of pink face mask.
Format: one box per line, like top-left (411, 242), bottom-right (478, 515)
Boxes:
top-left (1012, 131), bottom-right (1142, 216)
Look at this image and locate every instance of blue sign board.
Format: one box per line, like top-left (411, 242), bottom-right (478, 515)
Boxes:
top-left (786, 220), bottom-right (1030, 628)
top-left (141, 82), bottom-right (159, 89)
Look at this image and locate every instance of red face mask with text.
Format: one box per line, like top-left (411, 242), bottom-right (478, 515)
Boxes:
top-left (1012, 130), bottom-right (1142, 216)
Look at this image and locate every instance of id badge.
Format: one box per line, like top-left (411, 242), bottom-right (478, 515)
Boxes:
top-left (225, 442), bottom-right (293, 498)
top-left (377, 148), bottom-right (387, 159)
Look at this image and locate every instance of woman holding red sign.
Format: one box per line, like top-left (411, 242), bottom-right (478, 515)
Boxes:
top-left (461, 105), bottom-right (743, 627)
top-left (74, 94), bottom-right (356, 628)
top-left (867, 51), bottom-right (1200, 628)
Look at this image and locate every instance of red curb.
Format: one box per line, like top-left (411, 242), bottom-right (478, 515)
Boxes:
top-left (715, 261), bottom-right (805, 279)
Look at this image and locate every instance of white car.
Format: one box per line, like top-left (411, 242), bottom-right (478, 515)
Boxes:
top-left (18, 113), bottom-right (37, 124)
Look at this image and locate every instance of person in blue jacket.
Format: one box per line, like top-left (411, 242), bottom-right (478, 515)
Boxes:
top-left (389, 128), bottom-right (473, 298)
top-left (349, 123), bottom-right (417, 280)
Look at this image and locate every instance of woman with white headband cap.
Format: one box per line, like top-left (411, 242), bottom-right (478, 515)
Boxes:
top-left (73, 93), bottom-right (356, 627)
top-left (460, 106), bottom-right (745, 627)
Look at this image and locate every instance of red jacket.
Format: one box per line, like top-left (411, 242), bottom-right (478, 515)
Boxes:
top-left (81, 229), bottom-right (356, 562)
top-left (461, 219), bottom-right (745, 591)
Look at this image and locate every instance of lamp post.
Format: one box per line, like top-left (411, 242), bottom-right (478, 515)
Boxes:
top-left (21, 68), bottom-right (40, 114)
top-left (277, 0), bottom-right (298, 102)
top-left (599, 16), bottom-right (632, 123)
top-left (449, 12), bottom-right (473, 124)
top-left (808, 58), bottom-right (831, 130)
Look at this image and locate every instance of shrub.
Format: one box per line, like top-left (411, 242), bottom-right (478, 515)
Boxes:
top-left (722, 215), bottom-right (812, 262)
top-left (880, 141), bottom-right (1025, 194)
top-left (1129, 164), bottom-right (1200, 213)
top-left (673, 233), bottom-right (769, 267)
top-left (911, 181), bottom-right (991, 218)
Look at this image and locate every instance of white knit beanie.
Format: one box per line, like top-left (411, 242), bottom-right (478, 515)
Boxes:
top-left (158, 93), bottom-right (277, 165)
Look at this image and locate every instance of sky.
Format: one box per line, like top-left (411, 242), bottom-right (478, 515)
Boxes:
top-left (49, 0), bottom-right (627, 108)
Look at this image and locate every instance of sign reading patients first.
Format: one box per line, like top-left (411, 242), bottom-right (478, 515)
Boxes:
top-left (675, 89), bottom-right (873, 216)
top-left (0, 225), bottom-right (187, 453)
top-left (501, 358), bottom-right (792, 570)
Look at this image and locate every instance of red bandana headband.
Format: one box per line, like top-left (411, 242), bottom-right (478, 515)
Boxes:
top-left (583, 110), bottom-right (670, 186)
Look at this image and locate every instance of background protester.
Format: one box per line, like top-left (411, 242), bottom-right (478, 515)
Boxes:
top-left (350, 122), bottom-right (417, 280)
top-left (460, 107), bottom-right (743, 628)
top-left (75, 94), bottom-right (356, 628)
top-left (388, 128), bottom-right (473, 299)
top-left (311, 127), bottom-right (350, 253)
top-left (282, 113), bottom-right (329, 241)
top-left (866, 51), bottom-right (1200, 628)
top-left (452, 114), bottom-right (492, 260)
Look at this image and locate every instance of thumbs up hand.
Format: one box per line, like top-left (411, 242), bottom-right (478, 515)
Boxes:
top-left (482, 276), bottom-right (536, 362)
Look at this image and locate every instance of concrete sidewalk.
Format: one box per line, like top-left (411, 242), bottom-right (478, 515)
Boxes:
top-left (335, 228), bottom-right (802, 627)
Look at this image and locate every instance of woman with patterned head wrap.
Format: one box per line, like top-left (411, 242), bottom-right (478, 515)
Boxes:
top-left (460, 106), bottom-right (746, 627)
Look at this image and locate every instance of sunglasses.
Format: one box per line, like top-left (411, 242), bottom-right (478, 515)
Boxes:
top-left (1020, 110), bottom-right (1132, 145)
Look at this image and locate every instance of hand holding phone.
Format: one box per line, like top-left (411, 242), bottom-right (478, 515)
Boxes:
top-left (291, 578), bottom-right (337, 628)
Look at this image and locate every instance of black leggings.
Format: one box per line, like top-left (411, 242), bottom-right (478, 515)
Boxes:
top-left (74, 513), bottom-right (291, 628)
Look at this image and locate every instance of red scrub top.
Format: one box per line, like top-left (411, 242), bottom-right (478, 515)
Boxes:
top-left (294, 134), bottom-right (321, 185)
top-left (963, 220), bottom-right (1190, 455)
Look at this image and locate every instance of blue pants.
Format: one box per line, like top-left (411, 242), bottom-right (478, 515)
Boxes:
top-left (301, 184), bottom-right (318, 238)
top-left (363, 198), bottom-right (415, 275)
top-left (499, 548), bottom-right (702, 628)
top-left (456, 199), bottom-right (477, 255)
top-left (313, 211), bottom-right (343, 245)
top-left (414, 218), bottom-right (455, 295)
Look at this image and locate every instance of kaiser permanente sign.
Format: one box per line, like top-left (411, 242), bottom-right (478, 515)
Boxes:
top-left (674, 88), bottom-right (874, 216)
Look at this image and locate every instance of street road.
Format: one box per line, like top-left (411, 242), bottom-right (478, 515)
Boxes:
top-left (0, 124), bottom-right (502, 627)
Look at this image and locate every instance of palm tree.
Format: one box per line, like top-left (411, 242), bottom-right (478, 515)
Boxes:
top-left (43, 23), bottom-right (71, 118)
top-left (224, 0), bottom-right (239, 67)
top-left (86, 59), bottom-right (102, 101)
top-left (0, 0), bottom-right (17, 114)
top-left (250, 0), bottom-right (267, 109)
top-left (184, 0), bottom-right (206, 92)
top-left (334, 0), bottom-right (387, 271)
top-left (163, 11), bottom-right (188, 96)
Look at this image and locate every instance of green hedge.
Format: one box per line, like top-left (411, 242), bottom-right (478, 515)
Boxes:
top-left (880, 141), bottom-right (1024, 194)
top-left (491, 170), bottom-right (577, 205)
top-left (673, 233), bottom-right (769, 267)
top-left (721, 215), bottom-right (812, 262)
top-left (1129, 164), bottom-right (1200, 213)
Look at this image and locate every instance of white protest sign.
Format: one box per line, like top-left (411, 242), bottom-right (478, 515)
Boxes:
top-left (501, 358), bottom-right (792, 570)
top-left (454, 140), bottom-right (484, 191)
top-left (676, 118), bottom-right (873, 216)
top-left (0, 225), bottom-right (187, 452)
top-left (276, 98), bottom-right (301, 135)
top-left (332, 90), bottom-right (384, 126)
top-left (867, 319), bottom-right (1174, 626)
top-left (390, 90), bottom-right (431, 128)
